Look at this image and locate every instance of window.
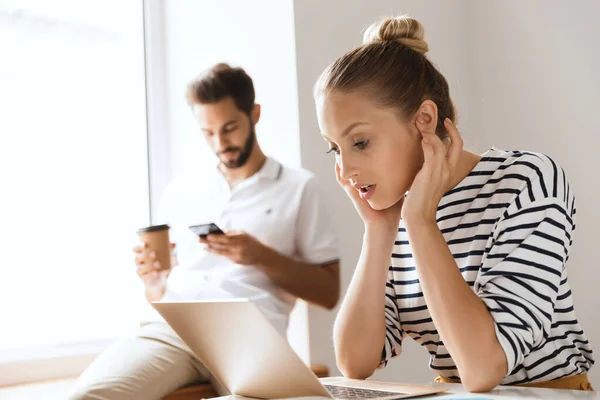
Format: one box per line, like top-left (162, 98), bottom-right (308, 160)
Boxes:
top-left (0, 0), bottom-right (149, 358)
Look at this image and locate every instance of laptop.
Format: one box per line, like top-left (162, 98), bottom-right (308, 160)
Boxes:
top-left (152, 299), bottom-right (447, 400)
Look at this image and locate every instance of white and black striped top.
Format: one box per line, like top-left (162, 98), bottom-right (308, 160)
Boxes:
top-left (382, 148), bottom-right (594, 385)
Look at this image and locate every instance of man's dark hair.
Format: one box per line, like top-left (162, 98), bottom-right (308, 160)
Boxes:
top-left (186, 63), bottom-right (255, 114)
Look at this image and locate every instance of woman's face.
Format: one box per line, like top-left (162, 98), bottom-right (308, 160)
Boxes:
top-left (317, 91), bottom-right (424, 210)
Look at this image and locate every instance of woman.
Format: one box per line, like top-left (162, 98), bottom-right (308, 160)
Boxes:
top-left (314, 16), bottom-right (594, 392)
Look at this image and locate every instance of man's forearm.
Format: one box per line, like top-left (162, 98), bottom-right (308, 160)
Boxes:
top-left (256, 247), bottom-right (340, 309)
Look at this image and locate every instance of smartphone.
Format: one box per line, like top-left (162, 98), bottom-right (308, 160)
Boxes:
top-left (189, 222), bottom-right (225, 238)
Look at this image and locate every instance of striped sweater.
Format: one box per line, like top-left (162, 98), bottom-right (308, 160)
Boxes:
top-left (381, 148), bottom-right (594, 385)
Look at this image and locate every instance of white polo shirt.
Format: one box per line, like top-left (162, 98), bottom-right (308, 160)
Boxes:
top-left (144, 157), bottom-right (339, 335)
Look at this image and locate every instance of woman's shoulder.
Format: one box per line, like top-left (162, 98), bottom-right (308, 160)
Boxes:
top-left (483, 148), bottom-right (559, 174)
top-left (480, 148), bottom-right (569, 197)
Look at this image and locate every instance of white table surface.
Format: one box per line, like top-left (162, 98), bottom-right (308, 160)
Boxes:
top-left (211, 381), bottom-right (599, 400)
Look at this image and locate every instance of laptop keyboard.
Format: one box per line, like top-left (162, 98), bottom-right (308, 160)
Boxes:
top-left (324, 385), bottom-right (406, 399)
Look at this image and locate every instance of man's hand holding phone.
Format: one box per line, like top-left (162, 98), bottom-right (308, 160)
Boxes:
top-left (190, 223), bottom-right (269, 265)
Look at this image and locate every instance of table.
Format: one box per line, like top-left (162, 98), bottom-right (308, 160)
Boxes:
top-left (211, 380), bottom-right (599, 400)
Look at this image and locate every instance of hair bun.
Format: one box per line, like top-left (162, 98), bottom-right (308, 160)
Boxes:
top-left (363, 15), bottom-right (429, 56)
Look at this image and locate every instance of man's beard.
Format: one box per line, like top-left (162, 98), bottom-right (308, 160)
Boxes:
top-left (219, 125), bottom-right (256, 169)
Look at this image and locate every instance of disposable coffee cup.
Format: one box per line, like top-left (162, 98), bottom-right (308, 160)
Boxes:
top-left (136, 224), bottom-right (171, 271)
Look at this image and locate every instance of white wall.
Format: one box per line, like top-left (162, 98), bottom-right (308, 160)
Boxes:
top-left (466, 1), bottom-right (600, 387)
top-left (293, 0), bottom-right (474, 384)
top-left (161, 0), bottom-right (301, 185)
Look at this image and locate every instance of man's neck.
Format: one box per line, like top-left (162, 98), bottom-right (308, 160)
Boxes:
top-left (219, 147), bottom-right (268, 189)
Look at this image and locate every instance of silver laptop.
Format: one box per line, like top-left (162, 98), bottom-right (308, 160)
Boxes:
top-left (152, 299), bottom-right (446, 399)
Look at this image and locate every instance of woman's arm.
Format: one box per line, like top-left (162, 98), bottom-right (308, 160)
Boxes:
top-left (330, 156), bottom-right (406, 379)
top-left (405, 220), bottom-right (507, 392)
top-left (333, 226), bottom-right (397, 379)
top-left (401, 118), bottom-right (506, 391)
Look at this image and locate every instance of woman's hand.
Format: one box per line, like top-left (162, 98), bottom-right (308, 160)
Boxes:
top-left (335, 162), bottom-right (403, 234)
top-left (402, 118), bottom-right (463, 226)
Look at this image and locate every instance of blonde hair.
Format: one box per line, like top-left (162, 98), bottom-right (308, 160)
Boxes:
top-left (315, 15), bottom-right (455, 137)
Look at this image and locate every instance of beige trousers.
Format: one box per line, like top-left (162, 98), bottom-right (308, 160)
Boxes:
top-left (68, 322), bottom-right (229, 400)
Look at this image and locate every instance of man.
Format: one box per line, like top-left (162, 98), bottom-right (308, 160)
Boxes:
top-left (69, 63), bottom-right (340, 400)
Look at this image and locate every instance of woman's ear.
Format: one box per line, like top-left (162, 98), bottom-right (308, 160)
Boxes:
top-left (414, 100), bottom-right (438, 136)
